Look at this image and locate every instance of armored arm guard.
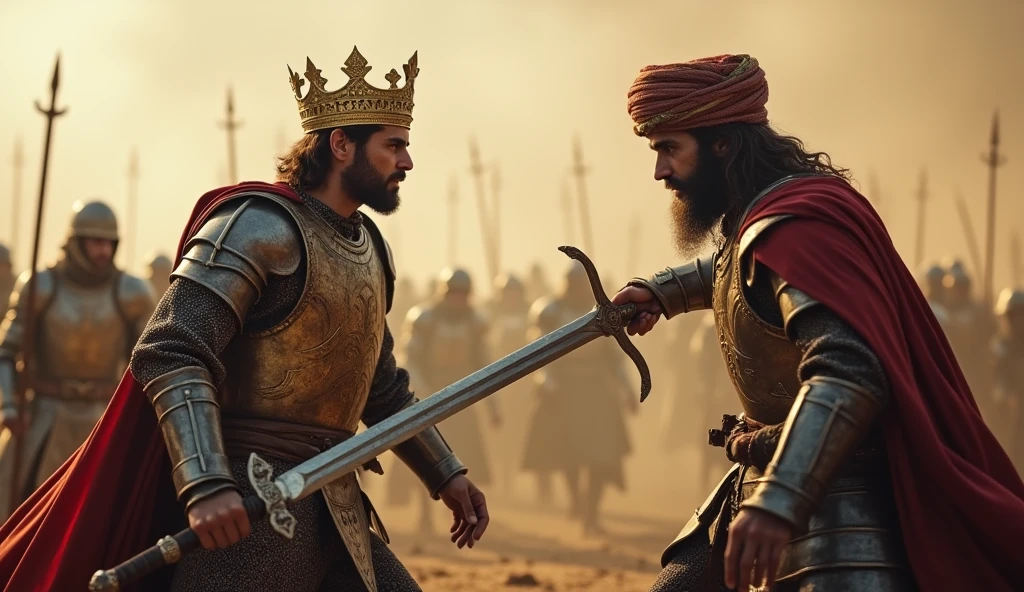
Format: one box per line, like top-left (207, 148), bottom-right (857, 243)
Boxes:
top-left (391, 398), bottom-right (468, 499)
top-left (145, 366), bottom-right (236, 507)
top-left (0, 270), bottom-right (54, 414)
top-left (740, 272), bottom-right (887, 528)
top-left (626, 256), bottom-right (713, 319)
top-left (171, 197), bottom-right (302, 328)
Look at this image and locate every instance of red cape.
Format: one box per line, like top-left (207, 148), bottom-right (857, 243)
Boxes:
top-left (743, 176), bottom-right (1024, 591)
top-left (0, 182), bottom-right (302, 592)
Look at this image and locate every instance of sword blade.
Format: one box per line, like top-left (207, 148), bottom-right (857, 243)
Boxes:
top-left (277, 307), bottom-right (607, 501)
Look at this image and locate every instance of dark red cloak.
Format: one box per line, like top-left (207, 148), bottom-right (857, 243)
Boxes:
top-left (0, 182), bottom-right (302, 592)
top-left (742, 176), bottom-right (1024, 591)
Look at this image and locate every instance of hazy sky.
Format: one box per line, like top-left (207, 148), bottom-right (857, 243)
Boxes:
top-left (1, 0), bottom-right (1022, 297)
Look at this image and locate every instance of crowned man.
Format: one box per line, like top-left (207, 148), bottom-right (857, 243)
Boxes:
top-left (611, 54), bottom-right (1024, 591)
top-left (0, 201), bottom-right (155, 523)
top-left (0, 47), bottom-right (489, 592)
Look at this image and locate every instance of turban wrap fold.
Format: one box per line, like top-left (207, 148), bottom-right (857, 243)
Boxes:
top-left (627, 54), bottom-right (769, 136)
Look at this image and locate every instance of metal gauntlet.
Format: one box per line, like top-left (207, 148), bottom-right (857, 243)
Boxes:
top-left (740, 376), bottom-right (883, 529)
top-left (626, 257), bottom-right (713, 319)
top-left (145, 366), bottom-right (236, 507)
top-left (392, 401), bottom-right (467, 499)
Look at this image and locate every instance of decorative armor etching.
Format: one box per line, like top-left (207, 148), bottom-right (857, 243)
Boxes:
top-left (322, 472), bottom-right (377, 592)
top-left (172, 196), bottom-right (303, 327)
top-left (145, 366), bottom-right (234, 506)
top-left (712, 214), bottom-right (806, 425)
top-left (217, 193), bottom-right (387, 435)
top-left (390, 399), bottom-right (467, 499)
top-left (627, 256), bottom-right (713, 319)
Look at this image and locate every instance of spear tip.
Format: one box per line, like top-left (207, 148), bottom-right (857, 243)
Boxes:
top-left (50, 53), bottom-right (62, 92)
top-left (991, 109), bottom-right (1000, 145)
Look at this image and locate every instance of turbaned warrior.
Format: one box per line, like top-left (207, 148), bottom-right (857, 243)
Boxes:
top-left (0, 201), bottom-right (155, 522)
top-left (613, 54), bottom-right (1024, 591)
top-left (0, 47), bottom-right (488, 592)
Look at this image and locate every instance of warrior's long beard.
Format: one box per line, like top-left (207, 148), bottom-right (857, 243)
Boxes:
top-left (667, 147), bottom-right (729, 259)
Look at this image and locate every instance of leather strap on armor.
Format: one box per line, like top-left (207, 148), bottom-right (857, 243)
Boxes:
top-left (171, 196), bottom-right (302, 327)
top-left (391, 399), bottom-right (468, 499)
top-left (145, 366), bottom-right (236, 508)
top-left (627, 256), bottom-right (713, 319)
top-left (740, 376), bottom-right (885, 528)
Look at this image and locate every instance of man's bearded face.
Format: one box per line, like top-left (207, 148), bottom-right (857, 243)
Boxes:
top-left (648, 131), bottom-right (729, 258)
top-left (340, 142), bottom-right (405, 215)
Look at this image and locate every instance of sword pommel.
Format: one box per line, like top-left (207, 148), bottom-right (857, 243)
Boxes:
top-left (558, 245), bottom-right (652, 402)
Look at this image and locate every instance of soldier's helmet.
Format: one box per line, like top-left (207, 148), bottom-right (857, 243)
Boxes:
top-left (146, 251), bottom-right (172, 278)
top-left (69, 200), bottom-right (119, 242)
top-left (941, 258), bottom-right (971, 288)
top-left (438, 267), bottom-right (472, 294)
top-left (493, 272), bottom-right (523, 295)
top-left (995, 288), bottom-right (1024, 317)
top-left (916, 262), bottom-right (946, 299)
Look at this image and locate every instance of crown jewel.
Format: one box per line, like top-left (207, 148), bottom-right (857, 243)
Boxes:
top-left (288, 46), bottom-right (418, 133)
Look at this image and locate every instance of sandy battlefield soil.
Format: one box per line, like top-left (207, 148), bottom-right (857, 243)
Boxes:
top-left (360, 450), bottom-right (715, 592)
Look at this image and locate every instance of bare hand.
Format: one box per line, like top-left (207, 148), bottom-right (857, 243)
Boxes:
top-left (610, 286), bottom-right (663, 336)
top-left (724, 507), bottom-right (792, 591)
top-left (438, 474), bottom-right (489, 549)
top-left (0, 408), bottom-right (25, 436)
top-left (187, 489), bottom-right (251, 550)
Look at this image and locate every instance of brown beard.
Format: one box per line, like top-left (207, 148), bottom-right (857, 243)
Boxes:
top-left (670, 197), bottom-right (724, 260)
top-left (667, 142), bottom-right (730, 259)
top-left (340, 144), bottom-right (404, 215)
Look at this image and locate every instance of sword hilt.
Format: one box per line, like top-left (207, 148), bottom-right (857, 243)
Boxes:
top-left (88, 496), bottom-right (267, 591)
top-left (558, 245), bottom-right (653, 402)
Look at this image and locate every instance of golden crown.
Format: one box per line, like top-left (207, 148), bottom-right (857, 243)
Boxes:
top-left (288, 46), bottom-right (419, 133)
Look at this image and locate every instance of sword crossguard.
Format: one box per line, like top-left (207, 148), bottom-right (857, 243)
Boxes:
top-left (558, 245), bottom-right (653, 402)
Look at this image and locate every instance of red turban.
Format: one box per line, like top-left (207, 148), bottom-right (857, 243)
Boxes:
top-left (627, 54), bottom-right (769, 136)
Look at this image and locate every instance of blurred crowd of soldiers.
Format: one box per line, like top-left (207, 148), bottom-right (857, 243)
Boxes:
top-left (0, 201), bottom-right (1022, 533)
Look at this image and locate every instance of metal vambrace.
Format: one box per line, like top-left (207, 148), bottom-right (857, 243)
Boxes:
top-left (626, 257), bottom-right (713, 319)
top-left (740, 376), bottom-right (884, 529)
top-left (145, 366), bottom-right (236, 508)
top-left (391, 399), bottom-right (468, 499)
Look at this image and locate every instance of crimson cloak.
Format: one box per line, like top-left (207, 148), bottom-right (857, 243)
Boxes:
top-left (742, 176), bottom-right (1024, 591)
top-left (0, 182), bottom-right (303, 592)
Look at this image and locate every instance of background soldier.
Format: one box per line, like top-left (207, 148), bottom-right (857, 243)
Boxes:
top-left (942, 258), bottom-right (996, 418)
top-left (0, 244), bottom-right (14, 312)
top-left (144, 250), bottom-right (173, 300)
top-left (992, 288), bottom-right (1024, 470)
top-left (0, 200), bottom-right (155, 521)
top-left (396, 267), bottom-right (498, 533)
top-left (916, 261), bottom-right (951, 328)
top-left (523, 262), bottom-right (634, 535)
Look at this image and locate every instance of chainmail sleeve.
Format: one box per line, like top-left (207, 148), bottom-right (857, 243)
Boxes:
top-left (130, 278), bottom-right (237, 386)
top-left (789, 307), bottom-right (890, 393)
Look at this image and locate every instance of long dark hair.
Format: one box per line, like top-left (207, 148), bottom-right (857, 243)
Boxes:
top-left (275, 124), bottom-right (382, 191)
top-left (690, 123), bottom-right (849, 208)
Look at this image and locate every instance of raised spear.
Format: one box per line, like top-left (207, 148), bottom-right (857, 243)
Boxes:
top-left (220, 88), bottom-right (243, 184)
top-left (570, 135), bottom-right (595, 255)
top-left (913, 168), bottom-right (928, 268)
top-left (8, 55), bottom-right (67, 516)
top-left (11, 138), bottom-right (24, 265)
top-left (953, 190), bottom-right (985, 283)
top-left (981, 110), bottom-right (1006, 308)
top-left (468, 137), bottom-right (498, 282)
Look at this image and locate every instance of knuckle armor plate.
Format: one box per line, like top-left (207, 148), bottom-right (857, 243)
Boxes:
top-left (146, 366), bottom-right (234, 504)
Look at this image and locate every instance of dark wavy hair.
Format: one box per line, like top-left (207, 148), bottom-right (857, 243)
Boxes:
top-left (689, 123), bottom-right (849, 209)
top-left (275, 124), bottom-right (382, 191)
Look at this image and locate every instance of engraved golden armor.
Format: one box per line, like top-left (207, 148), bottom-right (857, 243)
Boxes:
top-left (633, 177), bottom-right (910, 589)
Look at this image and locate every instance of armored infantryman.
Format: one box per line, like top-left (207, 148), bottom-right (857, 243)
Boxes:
top-left (991, 288), bottom-right (1024, 471)
top-left (0, 200), bottom-right (156, 522)
top-left (0, 47), bottom-right (489, 592)
top-left (915, 261), bottom-right (950, 329)
top-left (522, 261), bottom-right (634, 535)
top-left (941, 259), bottom-right (996, 412)
top-left (0, 243), bottom-right (13, 313)
top-left (614, 54), bottom-right (1024, 591)
top-left (145, 250), bottom-right (173, 300)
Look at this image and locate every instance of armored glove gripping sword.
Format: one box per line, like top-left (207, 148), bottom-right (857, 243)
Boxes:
top-left (90, 246), bottom-right (651, 591)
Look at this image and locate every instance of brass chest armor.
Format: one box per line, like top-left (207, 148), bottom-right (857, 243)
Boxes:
top-left (710, 223), bottom-right (805, 425)
top-left (38, 273), bottom-right (130, 387)
top-left (218, 196), bottom-right (387, 433)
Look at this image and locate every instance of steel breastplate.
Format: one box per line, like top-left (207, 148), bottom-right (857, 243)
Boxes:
top-left (712, 235), bottom-right (804, 425)
top-left (38, 271), bottom-right (128, 383)
top-left (220, 197), bottom-right (387, 433)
